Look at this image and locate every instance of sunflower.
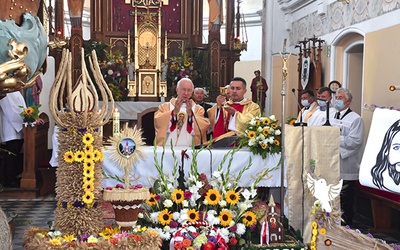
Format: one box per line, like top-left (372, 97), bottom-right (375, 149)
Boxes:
top-left (85, 151), bottom-right (95, 162)
top-left (145, 193), bottom-right (158, 206)
top-left (242, 211), bottom-right (257, 226)
top-left (274, 139), bottom-right (280, 146)
top-left (84, 144), bottom-right (94, 152)
top-left (262, 117), bottom-right (271, 125)
top-left (205, 189), bottom-right (221, 205)
top-left (83, 182), bottom-right (94, 192)
top-left (187, 209), bottom-right (199, 223)
top-left (82, 191), bottom-right (94, 204)
top-left (261, 143), bottom-right (267, 150)
top-left (247, 131), bottom-right (256, 139)
top-left (158, 209), bottom-right (173, 225)
top-left (82, 133), bottom-right (94, 145)
top-left (83, 165), bottom-right (94, 177)
top-left (63, 151), bottom-right (74, 163)
top-left (84, 175), bottom-right (93, 183)
top-left (219, 209), bottom-right (233, 227)
top-left (84, 161), bottom-right (95, 172)
top-left (24, 107), bottom-right (34, 116)
top-left (93, 150), bottom-right (102, 162)
top-left (225, 190), bottom-right (240, 205)
top-left (289, 119), bottom-right (296, 126)
top-left (171, 189), bottom-right (185, 204)
top-left (255, 119), bottom-right (261, 126)
top-left (74, 151), bottom-right (85, 162)
top-left (271, 123), bottom-right (278, 129)
top-left (262, 128), bottom-right (270, 136)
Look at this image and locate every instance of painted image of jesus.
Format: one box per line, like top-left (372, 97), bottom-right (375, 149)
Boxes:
top-left (371, 119), bottom-right (400, 192)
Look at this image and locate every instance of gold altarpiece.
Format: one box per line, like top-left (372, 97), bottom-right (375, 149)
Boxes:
top-left (125, 0), bottom-right (167, 101)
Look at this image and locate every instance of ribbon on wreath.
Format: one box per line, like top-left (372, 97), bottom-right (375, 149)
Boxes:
top-left (260, 221), bottom-right (269, 245)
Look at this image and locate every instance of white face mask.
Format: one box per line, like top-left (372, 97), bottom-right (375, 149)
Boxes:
top-left (301, 99), bottom-right (310, 107)
top-left (317, 100), bottom-right (327, 107)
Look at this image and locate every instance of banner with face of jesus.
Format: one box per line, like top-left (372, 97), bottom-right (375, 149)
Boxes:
top-left (360, 108), bottom-right (400, 194)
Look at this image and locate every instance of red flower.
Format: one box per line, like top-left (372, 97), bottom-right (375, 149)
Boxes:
top-left (174, 242), bottom-right (183, 249)
top-left (109, 238), bottom-right (118, 245)
top-left (204, 242), bottom-right (216, 250)
top-left (229, 237), bottom-right (238, 246)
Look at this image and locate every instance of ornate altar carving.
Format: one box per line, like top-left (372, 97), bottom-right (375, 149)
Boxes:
top-left (126, 0), bottom-right (165, 100)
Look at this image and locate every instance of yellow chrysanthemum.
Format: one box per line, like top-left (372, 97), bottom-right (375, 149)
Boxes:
top-left (145, 193), bottom-right (158, 206)
top-left (274, 139), bottom-right (280, 146)
top-left (84, 144), bottom-right (94, 152)
top-left (74, 151), bottom-right (85, 162)
top-left (247, 131), bottom-right (256, 139)
top-left (225, 190), bottom-right (240, 205)
top-left (100, 226), bottom-right (120, 240)
top-left (261, 143), bottom-right (267, 150)
top-left (85, 151), bottom-right (95, 162)
top-left (242, 211), bottom-right (257, 226)
top-left (187, 209), bottom-right (199, 223)
top-left (219, 209), bottom-right (233, 227)
top-left (158, 209), bottom-right (173, 226)
top-left (82, 191), bottom-right (94, 204)
top-left (205, 189), bottom-right (221, 206)
top-left (320, 227), bottom-right (326, 235)
top-left (82, 133), bottom-right (94, 145)
top-left (271, 123), bottom-right (278, 129)
top-left (83, 181), bottom-right (94, 192)
top-left (171, 189), bottom-right (185, 204)
top-left (24, 107), bottom-right (34, 116)
top-left (83, 165), bottom-right (94, 177)
top-left (63, 234), bottom-right (75, 242)
top-left (262, 117), bottom-right (270, 125)
top-left (49, 238), bottom-right (62, 246)
top-left (262, 128), bottom-right (270, 136)
top-left (63, 151), bottom-right (74, 163)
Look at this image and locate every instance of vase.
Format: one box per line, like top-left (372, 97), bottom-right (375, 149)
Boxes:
top-left (110, 200), bottom-right (142, 231)
top-left (103, 187), bottom-right (150, 232)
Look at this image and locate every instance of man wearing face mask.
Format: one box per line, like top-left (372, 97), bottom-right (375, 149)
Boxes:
top-left (295, 90), bottom-right (318, 125)
top-left (308, 87), bottom-right (336, 126)
top-left (331, 87), bottom-right (364, 226)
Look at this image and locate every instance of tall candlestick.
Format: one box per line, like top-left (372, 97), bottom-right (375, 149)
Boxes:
top-left (113, 108), bottom-right (120, 136)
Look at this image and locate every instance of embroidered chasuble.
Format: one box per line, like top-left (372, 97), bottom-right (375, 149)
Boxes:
top-left (165, 103), bottom-right (194, 146)
top-left (213, 103), bottom-right (244, 139)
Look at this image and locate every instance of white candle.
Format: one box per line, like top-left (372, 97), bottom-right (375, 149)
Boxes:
top-left (113, 108), bottom-right (120, 136)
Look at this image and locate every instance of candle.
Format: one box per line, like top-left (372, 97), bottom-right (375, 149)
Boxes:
top-left (113, 108), bottom-right (120, 136)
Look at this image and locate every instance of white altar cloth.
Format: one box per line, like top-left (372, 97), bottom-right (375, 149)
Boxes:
top-left (99, 101), bottom-right (162, 120)
top-left (102, 146), bottom-right (284, 188)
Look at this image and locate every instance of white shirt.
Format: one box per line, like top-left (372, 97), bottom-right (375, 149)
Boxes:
top-left (308, 105), bottom-right (336, 126)
top-left (0, 91), bottom-right (26, 142)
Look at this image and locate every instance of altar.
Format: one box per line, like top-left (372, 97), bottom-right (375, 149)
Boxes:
top-left (102, 146), bottom-right (284, 188)
top-left (100, 101), bottom-right (162, 120)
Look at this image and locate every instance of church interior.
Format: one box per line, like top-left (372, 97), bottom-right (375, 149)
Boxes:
top-left (1, 0), bottom-right (400, 249)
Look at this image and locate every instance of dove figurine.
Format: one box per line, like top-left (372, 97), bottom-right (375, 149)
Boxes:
top-left (307, 173), bottom-right (343, 212)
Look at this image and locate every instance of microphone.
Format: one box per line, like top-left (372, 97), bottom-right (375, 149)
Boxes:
top-left (323, 100), bottom-right (331, 126)
top-left (291, 88), bottom-right (307, 127)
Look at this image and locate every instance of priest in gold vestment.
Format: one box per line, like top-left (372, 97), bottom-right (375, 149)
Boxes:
top-left (154, 78), bottom-right (210, 146)
top-left (208, 77), bottom-right (260, 140)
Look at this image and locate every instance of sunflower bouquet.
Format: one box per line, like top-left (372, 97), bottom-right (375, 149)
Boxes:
top-left (238, 116), bottom-right (282, 159)
top-left (138, 145), bottom-right (276, 249)
top-left (19, 103), bottom-right (41, 127)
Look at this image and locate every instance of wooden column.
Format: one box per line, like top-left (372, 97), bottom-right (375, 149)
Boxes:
top-left (21, 126), bottom-right (37, 189)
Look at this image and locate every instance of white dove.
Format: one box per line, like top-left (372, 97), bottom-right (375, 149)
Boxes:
top-left (306, 173), bottom-right (343, 212)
